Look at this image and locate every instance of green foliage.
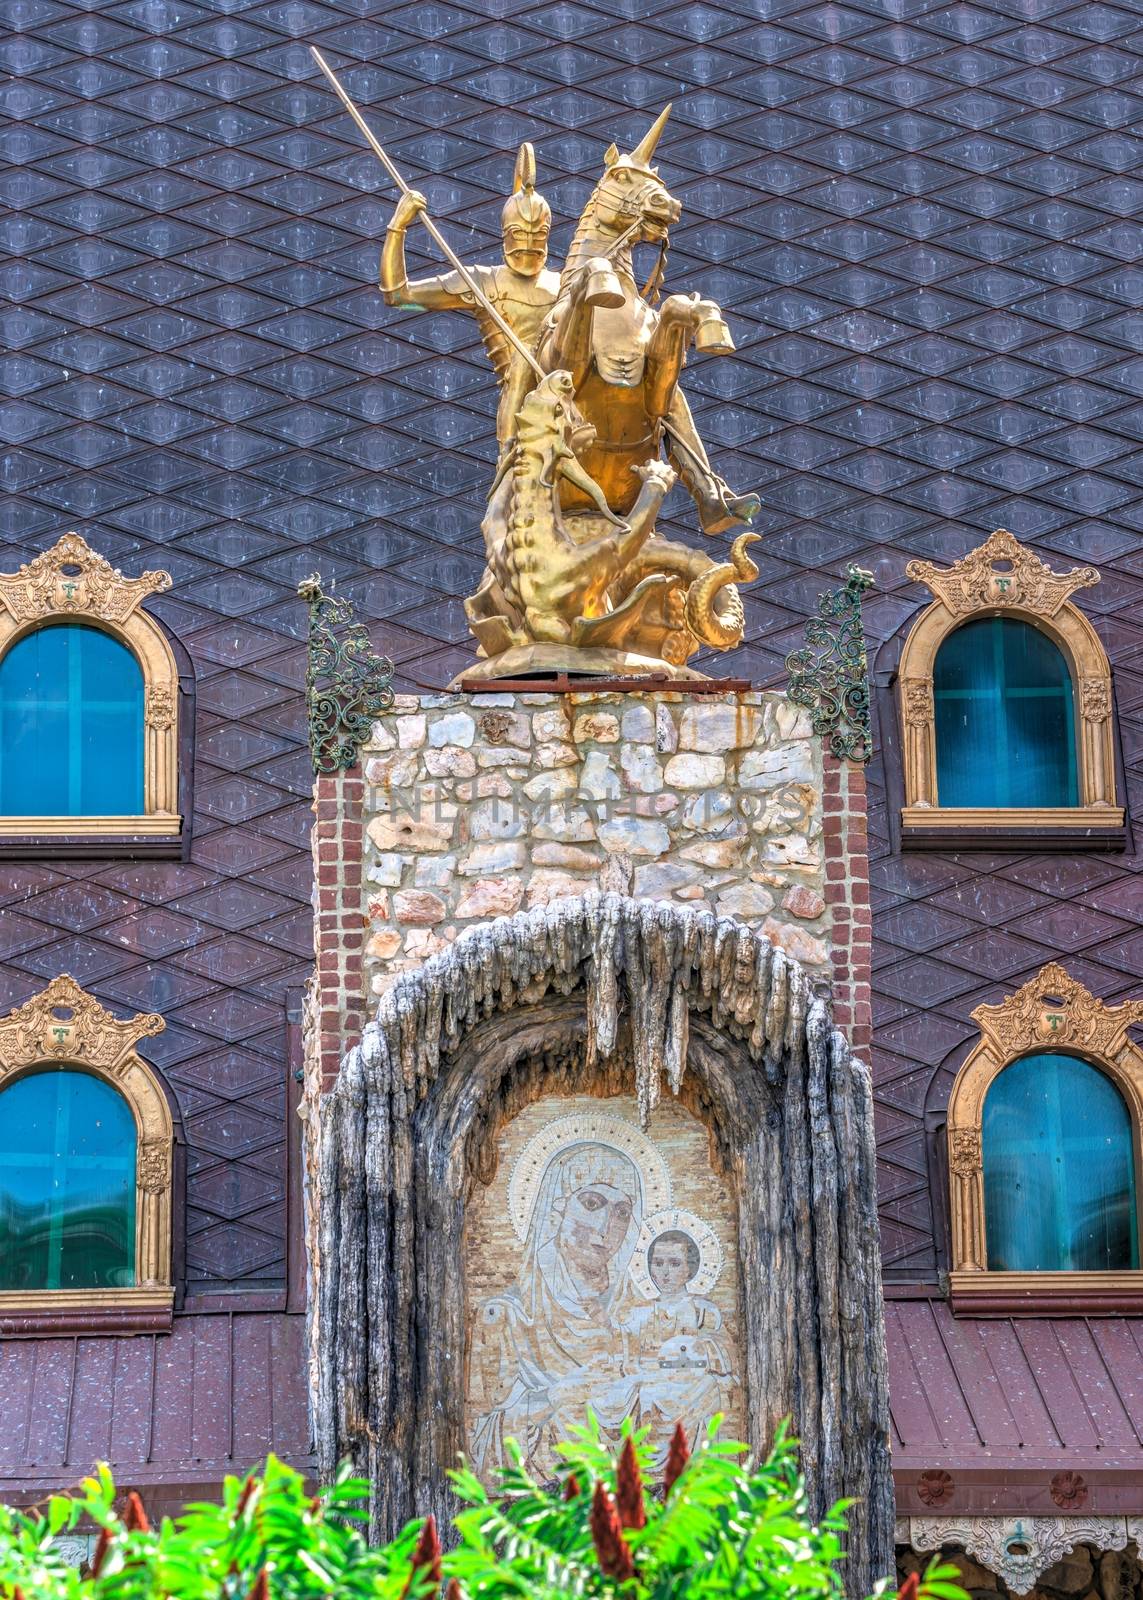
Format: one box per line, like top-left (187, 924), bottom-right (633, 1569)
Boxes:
top-left (445, 1416), bottom-right (962, 1600)
top-left (0, 1456), bottom-right (422, 1600)
top-left (0, 1431), bottom-right (968, 1600)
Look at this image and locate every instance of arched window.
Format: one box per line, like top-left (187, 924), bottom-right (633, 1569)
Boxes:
top-left (0, 624), bottom-right (144, 816)
top-left (898, 529), bottom-right (1121, 844)
top-left (946, 964), bottom-right (1143, 1313)
top-left (0, 977), bottom-right (174, 1334)
top-left (0, 1069), bottom-right (137, 1291)
top-left (0, 533), bottom-right (180, 844)
top-left (982, 1052), bottom-right (1138, 1273)
top-left (933, 617), bottom-right (1077, 810)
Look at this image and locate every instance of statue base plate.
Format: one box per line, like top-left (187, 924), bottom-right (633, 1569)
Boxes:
top-left (450, 643), bottom-right (708, 689)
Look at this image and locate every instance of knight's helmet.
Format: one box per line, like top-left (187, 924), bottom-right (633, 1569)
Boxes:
top-left (501, 142), bottom-right (551, 271)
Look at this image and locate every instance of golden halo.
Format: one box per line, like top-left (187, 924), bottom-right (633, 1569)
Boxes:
top-left (629, 1207), bottom-right (723, 1298)
top-left (507, 1111), bottom-right (672, 1243)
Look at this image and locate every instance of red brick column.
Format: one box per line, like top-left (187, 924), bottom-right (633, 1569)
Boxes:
top-left (313, 771), bottom-right (365, 1090)
top-left (822, 754), bottom-right (872, 1059)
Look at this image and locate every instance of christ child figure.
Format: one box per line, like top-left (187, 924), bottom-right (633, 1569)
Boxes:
top-left (621, 1229), bottom-right (731, 1374)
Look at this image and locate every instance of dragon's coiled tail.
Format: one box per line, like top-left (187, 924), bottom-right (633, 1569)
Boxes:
top-left (684, 532), bottom-right (760, 649)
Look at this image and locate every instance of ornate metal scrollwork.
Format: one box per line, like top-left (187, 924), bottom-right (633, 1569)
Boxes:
top-left (785, 565), bottom-right (874, 764)
top-left (299, 575), bottom-right (395, 775)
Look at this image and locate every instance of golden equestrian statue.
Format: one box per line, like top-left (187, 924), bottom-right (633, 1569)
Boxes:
top-left (313, 50), bottom-right (761, 681)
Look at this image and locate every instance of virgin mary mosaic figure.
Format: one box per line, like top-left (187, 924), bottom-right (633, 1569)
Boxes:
top-left (468, 1114), bottom-right (735, 1479)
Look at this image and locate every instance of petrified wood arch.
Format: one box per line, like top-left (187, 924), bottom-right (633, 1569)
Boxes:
top-left (313, 894), bottom-right (893, 1596)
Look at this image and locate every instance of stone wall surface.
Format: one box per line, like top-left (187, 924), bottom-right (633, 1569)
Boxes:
top-left (357, 688), bottom-right (833, 995)
top-left (311, 688), bottom-right (873, 1088)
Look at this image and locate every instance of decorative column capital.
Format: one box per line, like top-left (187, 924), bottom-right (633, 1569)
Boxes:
top-left (902, 677), bottom-right (934, 727)
top-left (948, 1127), bottom-right (982, 1178)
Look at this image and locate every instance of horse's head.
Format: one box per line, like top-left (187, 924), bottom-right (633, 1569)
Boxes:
top-left (592, 105), bottom-right (681, 246)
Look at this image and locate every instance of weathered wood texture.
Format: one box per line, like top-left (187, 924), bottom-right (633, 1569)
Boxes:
top-left (312, 892), bottom-right (892, 1595)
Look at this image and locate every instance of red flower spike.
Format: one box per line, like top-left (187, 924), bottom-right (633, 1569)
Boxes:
top-left (897, 1574), bottom-right (921, 1600)
top-left (89, 1526), bottom-right (112, 1578)
top-left (123, 1492), bottom-right (150, 1533)
top-left (235, 1476), bottom-right (257, 1516)
top-left (401, 1514), bottom-right (443, 1598)
top-left (563, 1472), bottom-right (581, 1501)
top-left (616, 1437), bottom-right (646, 1531)
top-left (246, 1568), bottom-right (269, 1600)
top-left (446, 1582), bottom-right (463, 1600)
top-left (590, 1482), bottom-right (635, 1583)
top-left (663, 1424), bottom-right (690, 1495)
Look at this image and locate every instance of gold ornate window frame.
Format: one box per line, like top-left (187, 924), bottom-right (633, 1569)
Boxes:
top-left (0, 532), bottom-right (180, 842)
top-left (0, 975), bottom-right (174, 1334)
top-left (947, 963), bottom-right (1143, 1314)
top-left (898, 528), bottom-right (1122, 837)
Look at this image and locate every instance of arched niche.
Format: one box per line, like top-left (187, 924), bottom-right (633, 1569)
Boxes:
top-left (464, 1084), bottom-right (744, 1482)
top-left (312, 894), bottom-right (892, 1598)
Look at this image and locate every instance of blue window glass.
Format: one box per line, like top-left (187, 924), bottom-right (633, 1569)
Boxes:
top-left (0, 1069), bottom-right (137, 1291)
top-left (933, 617), bottom-right (1078, 808)
top-left (0, 623), bottom-right (144, 816)
top-left (983, 1052), bottom-right (1139, 1273)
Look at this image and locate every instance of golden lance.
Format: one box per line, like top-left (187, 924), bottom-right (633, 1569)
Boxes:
top-left (310, 46), bottom-right (545, 381)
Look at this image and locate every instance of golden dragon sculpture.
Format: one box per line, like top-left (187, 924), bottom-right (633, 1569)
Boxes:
top-left (466, 372), bottom-right (757, 674)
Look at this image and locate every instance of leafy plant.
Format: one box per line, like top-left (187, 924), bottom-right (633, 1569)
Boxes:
top-left (0, 1455), bottom-right (423, 1600)
top-left (0, 1427), bottom-right (967, 1600)
top-left (444, 1415), bottom-right (961, 1600)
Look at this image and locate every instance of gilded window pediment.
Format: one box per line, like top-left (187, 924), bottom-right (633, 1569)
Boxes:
top-left (0, 973), bottom-right (165, 1077)
top-left (971, 963), bottom-right (1143, 1063)
top-left (0, 531), bottom-right (171, 627)
top-left (905, 527), bottom-right (1098, 619)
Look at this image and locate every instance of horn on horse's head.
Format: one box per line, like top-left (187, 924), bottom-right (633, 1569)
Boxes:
top-left (629, 104), bottom-right (671, 170)
top-left (604, 104), bottom-right (671, 175)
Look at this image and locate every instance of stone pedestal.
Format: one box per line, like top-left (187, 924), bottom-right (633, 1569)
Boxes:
top-left (351, 687), bottom-right (863, 1001)
top-left (309, 683), bottom-right (871, 1098)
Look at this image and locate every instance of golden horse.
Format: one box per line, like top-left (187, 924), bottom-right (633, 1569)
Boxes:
top-left (538, 106), bottom-right (760, 538)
